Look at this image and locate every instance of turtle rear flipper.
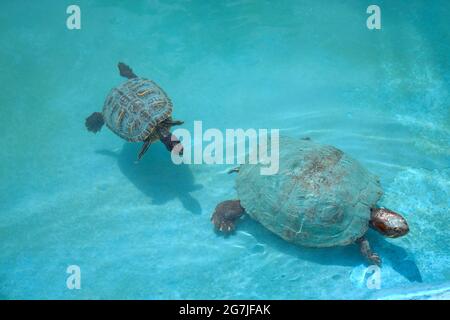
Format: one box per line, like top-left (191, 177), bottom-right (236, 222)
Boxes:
top-left (118, 62), bottom-right (137, 79)
top-left (85, 112), bottom-right (104, 133)
top-left (211, 200), bottom-right (245, 233)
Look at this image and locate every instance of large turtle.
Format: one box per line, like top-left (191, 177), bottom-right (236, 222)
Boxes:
top-left (211, 136), bottom-right (409, 266)
top-left (85, 62), bottom-right (183, 159)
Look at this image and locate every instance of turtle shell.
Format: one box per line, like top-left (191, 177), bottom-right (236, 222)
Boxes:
top-left (102, 77), bottom-right (173, 142)
top-left (236, 136), bottom-right (383, 248)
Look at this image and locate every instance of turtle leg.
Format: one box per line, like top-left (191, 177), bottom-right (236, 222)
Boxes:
top-left (85, 112), bottom-right (104, 133)
top-left (137, 139), bottom-right (151, 160)
top-left (211, 200), bottom-right (245, 233)
top-left (163, 119), bottom-right (184, 126)
top-left (357, 237), bottom-right (382, 266)
top-left (118, 62), bottom-right (137, 79)
top-left (227, 166), bottom-right (240, 174)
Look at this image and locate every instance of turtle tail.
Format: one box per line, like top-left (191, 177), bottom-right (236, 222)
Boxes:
top-left (85, 112), bottom-right (104, 133)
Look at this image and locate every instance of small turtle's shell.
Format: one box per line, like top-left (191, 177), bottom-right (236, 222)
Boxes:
top-left (102, 77), bottom-right (173, 142)
top-left (236, 136), bottom-right (383, 248)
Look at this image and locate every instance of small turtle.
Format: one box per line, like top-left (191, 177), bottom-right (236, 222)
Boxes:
top-left (85, 63), bottom-right (183, 160)
top-left (211, 136), bottom-right (409, 266)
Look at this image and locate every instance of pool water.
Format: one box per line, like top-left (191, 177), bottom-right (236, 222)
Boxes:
top-left (0, 0), bottom-right (449, 299)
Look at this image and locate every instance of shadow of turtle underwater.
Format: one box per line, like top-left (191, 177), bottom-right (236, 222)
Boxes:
top-left (234, 217), bottom-right (422, 282)
top-left (96, 142), bottom-right (203, 214)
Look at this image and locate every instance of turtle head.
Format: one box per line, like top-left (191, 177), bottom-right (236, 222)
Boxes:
top-left (370, 207), bottom-right (409, 238)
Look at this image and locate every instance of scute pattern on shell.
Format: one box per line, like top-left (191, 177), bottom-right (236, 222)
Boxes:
top-left (236, 136), bottom-right (383, 248)
top-left (102, 77), bottom-right (173, 142)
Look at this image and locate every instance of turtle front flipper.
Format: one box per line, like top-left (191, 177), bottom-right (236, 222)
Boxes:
top-left (118, 62), bottom-right (137, 79)
top-left (162, 119), bottom-right (184, 126)
top-left (211, 200), bottom-right (245, 233)
top-left (357, 237), bottom-right (382, 266)
top-left (138, 138), bottom-right (151, 160)
top-left (227, 166), bottom-right (240, 174)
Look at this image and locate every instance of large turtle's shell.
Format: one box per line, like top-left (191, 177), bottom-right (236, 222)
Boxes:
top-left (236, 136), bottom-right (383, 247)
top-left (102, 77), bottom-right (173, 142)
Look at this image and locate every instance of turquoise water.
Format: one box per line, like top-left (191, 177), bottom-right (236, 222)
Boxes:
top-left (1, 0), bottom-right (449, 299)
